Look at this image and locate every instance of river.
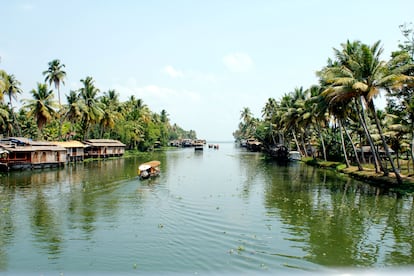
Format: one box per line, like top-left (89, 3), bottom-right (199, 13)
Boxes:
top-left (0, 142), bottom-right (413, 274)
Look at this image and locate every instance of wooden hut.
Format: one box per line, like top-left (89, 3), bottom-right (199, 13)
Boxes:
top-left (52, 140), bottom-right (87, 161)
top-left (0, 137), bottom-right (66, 171)
top-left (83, 139), bottom-right (126, 158)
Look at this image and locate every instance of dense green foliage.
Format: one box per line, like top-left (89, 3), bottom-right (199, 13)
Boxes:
top-left (234, 24), bottom-right (414, 185)
top-left (0, 63), bottom-right (196, 151)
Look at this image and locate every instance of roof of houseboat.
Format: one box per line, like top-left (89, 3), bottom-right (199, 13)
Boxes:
top-left (83, 139), bottom-right (126, 147)
top-left (52, 141), bottom-right (87, 148)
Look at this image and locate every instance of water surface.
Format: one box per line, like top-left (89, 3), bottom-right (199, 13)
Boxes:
top-left (0, 143), bottom-right (413, 274)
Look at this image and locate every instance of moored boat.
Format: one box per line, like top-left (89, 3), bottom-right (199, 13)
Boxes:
top-left (138, 160), bottom-right (161, 179)
top-left (288, 151), bottom-right (302, 161)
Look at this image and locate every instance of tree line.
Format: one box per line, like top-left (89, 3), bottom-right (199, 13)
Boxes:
top-left (233, 23), bottom-right (414, 185)
top-left (0, 60), bottom-right (197, 151)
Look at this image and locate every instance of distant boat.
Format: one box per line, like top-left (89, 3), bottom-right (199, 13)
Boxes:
top-left (138, 160), bottom-right (161, 179)
top-left (194, 141), bottom-right (204, 151)
top-left (288, 151), bottom-right (302, 161)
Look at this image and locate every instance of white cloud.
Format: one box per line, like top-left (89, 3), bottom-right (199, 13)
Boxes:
top-left (162, 65), bottom-right (217, 82)
top-left (112, 79), bottom-right (201, 108)
top-left (222, 52), bottom-right (253, 72)
top-left (163, 65), bottom-right (184, 78)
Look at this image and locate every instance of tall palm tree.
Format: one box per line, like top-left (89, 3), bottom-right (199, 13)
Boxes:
top-left (61, 90), bottom-right (84, 139)
top-left (4, 74), bottom-right (22, 136)
top-left (0, 103), bottom-right (10, 134)
top-left (320, 40), bottom-right (411, 184)
top-left (99, 89), bottom-right (121, 138)
top-left (279, 93), bottom-right (301, 152)
top-left (79, 76), bottom-right (103, 139)
top-left (43, 59), bottom-right (66, 106)
top-left (0, 69), bottom-right (8, 102)
top-left (23, 83), bottom-right (57, 138)
top-left (262, 98), bottom-right (279, 145)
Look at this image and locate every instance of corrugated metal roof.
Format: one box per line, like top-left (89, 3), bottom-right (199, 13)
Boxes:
top-left (52, 141), bottom-right (87, 148)
top-left (83, 139), bottom-right (126, 147)
top-left (0, 145), bottom-right (67, 152)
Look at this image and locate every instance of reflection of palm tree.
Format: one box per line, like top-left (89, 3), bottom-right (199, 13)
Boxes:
top-left (30, 191), bottom-right (62, 257)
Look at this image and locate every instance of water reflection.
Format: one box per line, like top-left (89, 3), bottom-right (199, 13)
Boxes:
top-left (262, 163), bottom-right (414, 267)
top-left (0, 145), bottom-right (414, 272)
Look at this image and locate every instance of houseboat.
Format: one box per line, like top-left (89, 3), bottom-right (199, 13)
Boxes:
top-left (52, 140), bottom-right (87, 161)
top-left (83, 139), bottom-right (126, 158)
top-left (0, 137), bottom-right (66, 171)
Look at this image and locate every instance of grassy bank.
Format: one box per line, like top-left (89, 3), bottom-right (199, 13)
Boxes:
top-left (302, 157), bottom-right (414, 194)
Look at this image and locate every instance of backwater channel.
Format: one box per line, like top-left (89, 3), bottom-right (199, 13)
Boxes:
top-left (0, 142), bottom-right (414, 274)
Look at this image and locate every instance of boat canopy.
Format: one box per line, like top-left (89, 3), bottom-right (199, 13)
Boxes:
top-left (139, 160), bottom-right (160, 170)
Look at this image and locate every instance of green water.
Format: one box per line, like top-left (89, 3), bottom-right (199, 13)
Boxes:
top-left (0, 143), bottom-right (413, 274)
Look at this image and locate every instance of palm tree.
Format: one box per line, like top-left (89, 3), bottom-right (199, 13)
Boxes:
top-left (0, 103), bottom-right (10, 134)
top-left (43, 59), bottom-right (66, 106)
top-left (99, 89), bottom-right (121, 138)
top-left (239, 107), bottom-right (255, 139)
top-left (0, 69), bottom-right (8, 102)
top-left (262, 98), bottom-right (279, 145)
top-left (320, 40), bottom-right (412, 184)
top-left (23, 83), bottom-right (57, 138)
top-left (79, 76), bottom-right (103, 139)
top-left (4, 74), bottom-right (22, 136)
top-left (61, 90), bottom-right (84, 139)
top-left (279, 93), bottom-right (301, 152)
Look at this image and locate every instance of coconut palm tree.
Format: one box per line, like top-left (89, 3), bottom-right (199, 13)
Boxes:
top-left (320, 40), bottom-right (412, 184)
top-left (261, 98), bottom-right (279, 145)
top-left (79, 76), bottom-right (103, 139)
top-left (4, 74), bottom-right (22, 136)
top-left (99, 89), bottom-right (121, 138)
top-left (43, 59), bottom-right (66, 106)
top-left (60, 90), bottom-right (84, 139)
top-left (23, 83), bottom-right (57, 139)
top-left (0, 103), bottom-right (10, 134)
top-left (0, 69), bottom-right (8, 102)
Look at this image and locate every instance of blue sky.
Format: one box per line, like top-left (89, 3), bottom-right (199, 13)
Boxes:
top-left (1, 0), bottom-right (412, 141)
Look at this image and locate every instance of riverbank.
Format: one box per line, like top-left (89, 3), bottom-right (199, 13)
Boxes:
top-left (302, 157), bottom-right (414, 194)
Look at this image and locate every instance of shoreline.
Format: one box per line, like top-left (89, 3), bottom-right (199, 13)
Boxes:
top-left (302, 157), bottom-right (414, 194)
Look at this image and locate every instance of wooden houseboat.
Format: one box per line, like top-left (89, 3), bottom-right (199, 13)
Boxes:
top-left (246, 138), bottom-right (262, 152)
top-left (83, 139), bottom-right (126, 158)
top-left (52, 140), bottom-right (87, 161)
top-left (0, 137), bottom-right (66, 171)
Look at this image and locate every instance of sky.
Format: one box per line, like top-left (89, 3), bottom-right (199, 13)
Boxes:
top-left (1, 0), bottom-right (413, 141)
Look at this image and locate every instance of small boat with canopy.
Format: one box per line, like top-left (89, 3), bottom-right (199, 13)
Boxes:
top-left (138, 160), bottom-right (161, 179)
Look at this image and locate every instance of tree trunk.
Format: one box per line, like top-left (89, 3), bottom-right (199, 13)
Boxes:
top-left (300, 133), bottom-right (308, 158)
top-left (292, 130), bottom-right (301, 152)
top-left (317, 125), bottom-right (327, 161)
top-left (338, 119), bottom-right (350, 167)
top-left (411, 131), bottom-right (414, 173)
top-left (360, 135), bottom-right (366, 163)
top-left (343, 118), bottom-right (363, 171)
top-left (355, 97), bottom-right (383, 173)
top-left (369, 100), bottom-right (403, 185)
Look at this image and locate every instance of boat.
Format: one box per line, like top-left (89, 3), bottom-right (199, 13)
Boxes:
top-left (194, 141), bottom-right (204, 151)
top-left (138, 160), bottom-right (161, 179)
top-left (288, 151), bottom-right (302, 161)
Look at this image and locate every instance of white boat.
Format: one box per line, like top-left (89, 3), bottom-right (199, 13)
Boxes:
top-left (288, 151), bottom-right (302, 161)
